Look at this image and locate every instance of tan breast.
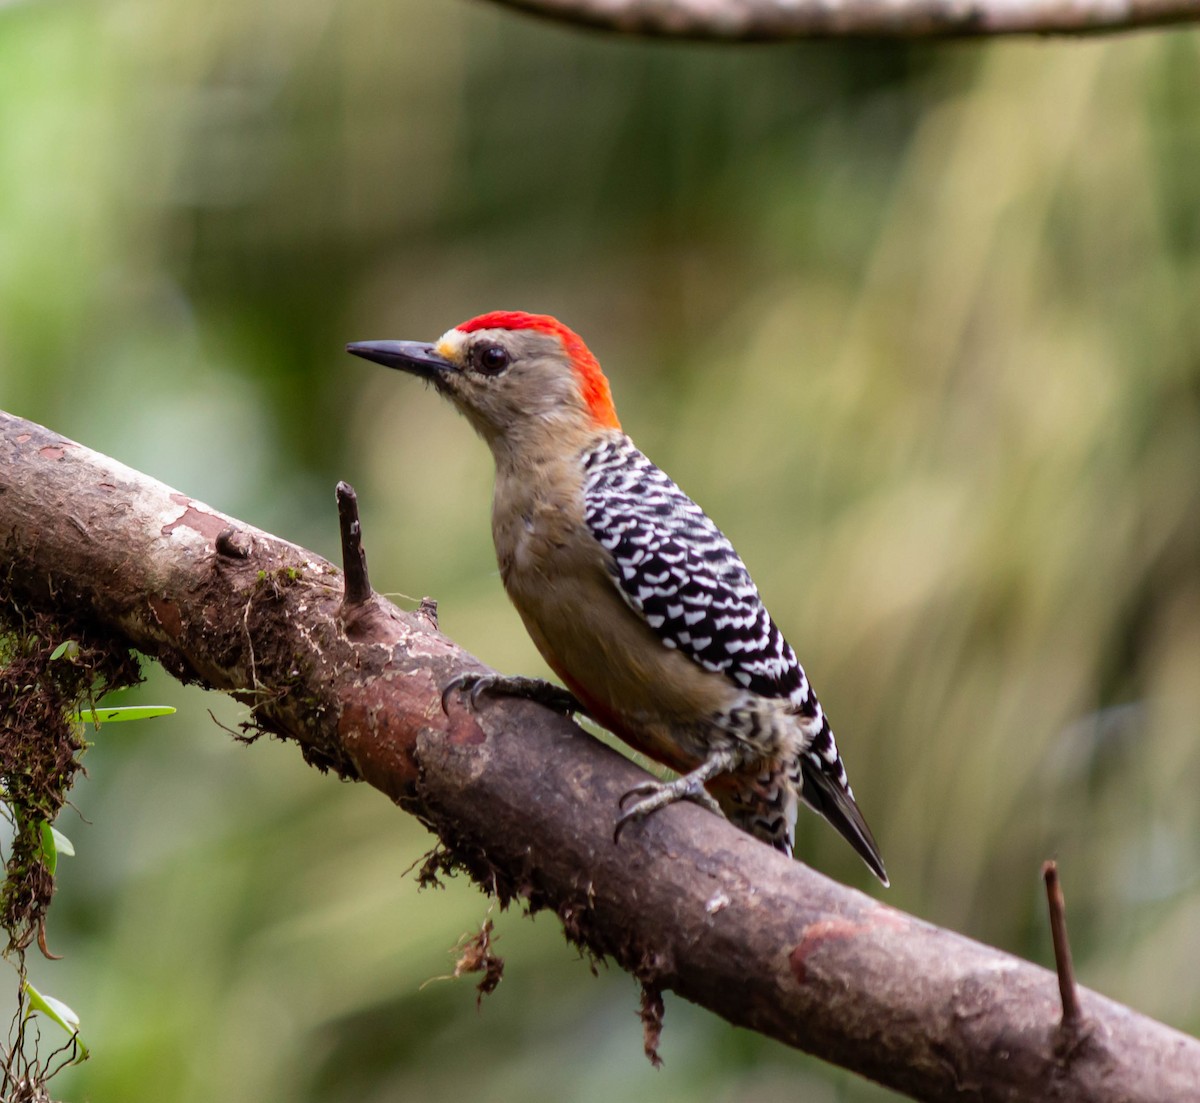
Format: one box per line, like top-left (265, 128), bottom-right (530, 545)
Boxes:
top-left (490, 450), bottom-right (738, 773)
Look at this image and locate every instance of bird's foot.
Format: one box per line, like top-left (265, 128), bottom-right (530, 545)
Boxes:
top-left (441, 672), bottom-right (584, 717)
top-left (613, 748), bottom-right (739, 842)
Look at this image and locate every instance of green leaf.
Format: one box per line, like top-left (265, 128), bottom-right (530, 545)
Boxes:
top-left (50, 825), bottom-right (74, 858)
top-left (49, 640), bottom-right (79, 661)
top-left (74, 705), bottom-right (176, 725)
top-left (24, 981), bottom-right (88, 1061)
top-left (37, 821), bottom-right (57, 876)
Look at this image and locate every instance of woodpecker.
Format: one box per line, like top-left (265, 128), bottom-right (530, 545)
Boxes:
top-left (347, 312), bottom-right (887, 885)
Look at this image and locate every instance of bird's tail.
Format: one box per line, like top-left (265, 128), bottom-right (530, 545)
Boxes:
top-left (794, 718), bottom-right (889, 886)
top-left (713, 763), bottom-right (800, 856)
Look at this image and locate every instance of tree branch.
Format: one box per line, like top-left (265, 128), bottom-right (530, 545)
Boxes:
top-left (485, 0), bottom-right (1200, 39)
top-left (2, 407), bottom-right (1198, 1101)
top-left (1043, 860), bottom-right (1085, 1040)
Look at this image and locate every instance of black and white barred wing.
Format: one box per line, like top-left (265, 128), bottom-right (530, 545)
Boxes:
top-left (582, 436), bottom-right (889, 884)
top-left (581, 436), bottom-right (812, 707)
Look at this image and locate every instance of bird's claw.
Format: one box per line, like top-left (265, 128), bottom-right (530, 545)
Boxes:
top-left (440, 672), bottom-right (583, 716)
top-left (613, 777), bottom-right (724, 843)
top-left (617, 782), bottom-right (660, 810)
top-left (440, 672), bottom-right (484, 714)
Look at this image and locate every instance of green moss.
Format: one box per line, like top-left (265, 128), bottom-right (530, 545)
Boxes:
top-left (0, 607), bottom-right (140, 954)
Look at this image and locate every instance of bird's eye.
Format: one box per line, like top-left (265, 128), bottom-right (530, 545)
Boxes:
top-left (475, 345), bottom-right (511, 375)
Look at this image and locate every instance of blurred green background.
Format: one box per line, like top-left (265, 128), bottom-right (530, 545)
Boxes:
top-left (2, 0), bottom-right (1199, 1098)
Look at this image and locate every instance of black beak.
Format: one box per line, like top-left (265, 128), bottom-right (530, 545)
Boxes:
top-left (346, 340), bottom-right (453, 378)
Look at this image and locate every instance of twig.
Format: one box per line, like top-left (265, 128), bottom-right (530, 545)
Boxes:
top-left (1043, 860), bottom-right (1083, 1032)
top-left (336, 481), bottom-right (372, 607)
top-left (418, 596), bottom-right (440, 629)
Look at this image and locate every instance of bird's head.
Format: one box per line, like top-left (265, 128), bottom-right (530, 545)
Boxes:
top-left (348, 311), bottom-right (620, 458)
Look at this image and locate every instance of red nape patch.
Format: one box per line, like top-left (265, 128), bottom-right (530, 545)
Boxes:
top-left (457, 311), bottom-right (621, 430)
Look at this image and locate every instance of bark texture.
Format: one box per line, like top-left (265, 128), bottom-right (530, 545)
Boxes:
top-left (488, 0), bottom-right (1200, 37)
top-left (2, 407), bottom-right (1199, 1101)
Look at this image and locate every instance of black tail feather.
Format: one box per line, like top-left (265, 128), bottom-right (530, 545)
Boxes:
top-left (799, 751), bottom-right (889, 887)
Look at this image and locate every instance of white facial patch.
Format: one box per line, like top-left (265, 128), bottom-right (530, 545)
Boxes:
top-left (436, 328), bottom-right (469, 363)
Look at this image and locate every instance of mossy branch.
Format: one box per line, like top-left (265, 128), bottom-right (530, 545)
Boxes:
top-left (2, 407), bottom-right (1199, 1101)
